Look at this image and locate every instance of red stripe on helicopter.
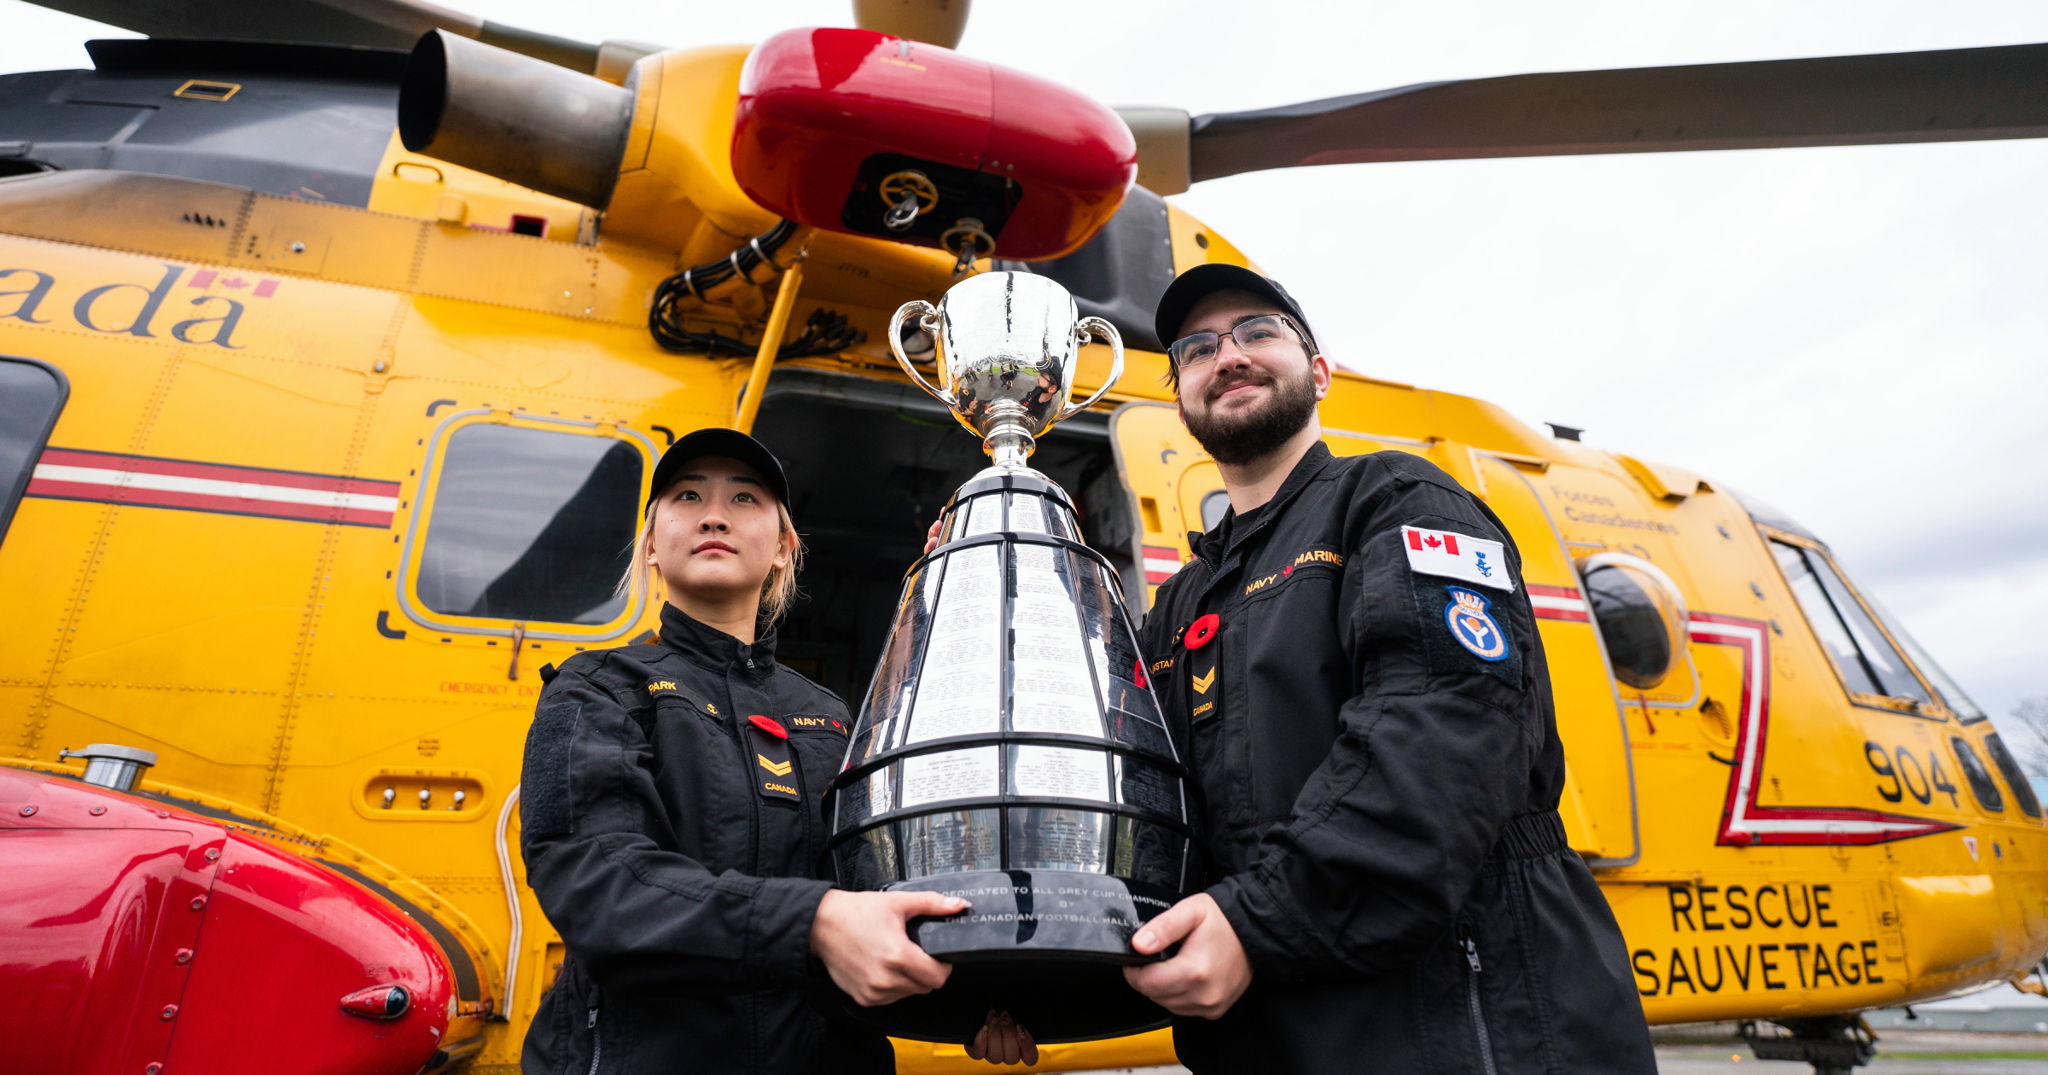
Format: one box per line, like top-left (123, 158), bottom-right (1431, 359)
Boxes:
top-left (38, 449), bottom-right (399, 498)
top-left (1526, 583), bottom-right (1591, 622)
top-left (25, 447), bottom-right (400, 528)
top-left (1142, 544), bottom-right (1182, 584)
top-left (1689, 612), bottom-right (1957, 846)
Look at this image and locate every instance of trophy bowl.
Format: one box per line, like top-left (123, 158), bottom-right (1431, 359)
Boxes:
top-left (888, 271), bottom-right (1122, 467)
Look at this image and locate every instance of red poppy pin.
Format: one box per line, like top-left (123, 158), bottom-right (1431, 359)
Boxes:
top-left (1184, 613), bottom-right (1220, 650)
top-left (747, 714), bottom-right (788, 739)
top-left (1133, 658), bottom-right (1148, 688)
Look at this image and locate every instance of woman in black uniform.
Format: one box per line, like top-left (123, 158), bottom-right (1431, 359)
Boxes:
top-left (518, 428), bottom-right (973, 1074)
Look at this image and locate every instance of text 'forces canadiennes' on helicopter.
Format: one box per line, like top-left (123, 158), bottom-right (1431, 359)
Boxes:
top-left (2, 0), bottom-right (2047, 1072)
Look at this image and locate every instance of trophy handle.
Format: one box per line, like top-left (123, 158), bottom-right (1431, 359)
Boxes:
top-left (1058, 316), bottom-right (1124, 422)
top-left (888, 300), bottom-right (954, 408)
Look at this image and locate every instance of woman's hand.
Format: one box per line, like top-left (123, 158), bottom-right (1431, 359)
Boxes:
top-left (811, 889), bottom-right (967, 1006)
top-left (964, 1009), bottom-right (1038, 1066)
top-left (922, 517), bottom-right (943, 555)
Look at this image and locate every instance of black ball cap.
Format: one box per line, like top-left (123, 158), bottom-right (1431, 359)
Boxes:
top-left (1152, 263), bottom-right (1319, 356)
top-left (645, 428), bottom-right (792, 517)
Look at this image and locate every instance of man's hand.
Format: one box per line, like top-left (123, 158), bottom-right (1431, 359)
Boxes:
top-left (1122, 892), bottom-right (1252, 1019)
top-left (964, 1009), bottom-right (1039, 1066)
top-left (811, 890), bottom-right (966, 1006)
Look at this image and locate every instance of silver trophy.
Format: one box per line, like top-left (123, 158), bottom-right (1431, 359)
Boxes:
top-left (888, 271), bottom-right (1123, 468)
top-left (826, 273), bottom-right (1193, 1043)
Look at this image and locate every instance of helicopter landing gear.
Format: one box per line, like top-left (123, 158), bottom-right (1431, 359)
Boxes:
top-left (1739, 1016), bottom-right (1877, 1074)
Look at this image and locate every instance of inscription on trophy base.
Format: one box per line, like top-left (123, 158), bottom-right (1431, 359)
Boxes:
top-left (861, 869), bottom-right (1177, 1044)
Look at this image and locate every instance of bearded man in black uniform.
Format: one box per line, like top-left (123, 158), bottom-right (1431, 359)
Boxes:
top-left (1120, 265), bottom-right (1656, 1073)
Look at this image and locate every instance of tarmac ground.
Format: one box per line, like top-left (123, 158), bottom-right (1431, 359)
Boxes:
top-left (1087, 1030), bottom-right (2048, 1074)
top-left (1655, 1029), bottom-right (2048, 1074)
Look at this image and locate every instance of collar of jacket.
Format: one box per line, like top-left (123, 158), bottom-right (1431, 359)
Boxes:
top-left (1189, 441), bottom-right (1336, 564)
top-left (658, 602), bottom-right (779, 679)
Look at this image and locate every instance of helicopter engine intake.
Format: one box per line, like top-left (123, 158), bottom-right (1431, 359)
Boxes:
top-left (399, 29), bottom-right (634, 210)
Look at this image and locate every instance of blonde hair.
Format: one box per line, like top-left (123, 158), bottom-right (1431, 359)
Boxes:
top-left (618, 498), bottom-right (806, 629)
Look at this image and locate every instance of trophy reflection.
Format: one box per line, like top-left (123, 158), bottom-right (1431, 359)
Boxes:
top-left (826, 273), bottom-right (1194, 1043)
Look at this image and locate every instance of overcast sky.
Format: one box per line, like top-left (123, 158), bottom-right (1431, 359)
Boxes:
top-left (6, 0), bottom-right (2045, 730)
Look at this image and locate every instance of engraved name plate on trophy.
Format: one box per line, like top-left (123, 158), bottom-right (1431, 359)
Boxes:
top-left (827, 272), bottom-right (1194, 1043)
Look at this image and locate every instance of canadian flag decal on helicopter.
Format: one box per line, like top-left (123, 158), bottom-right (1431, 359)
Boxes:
top-left (187, 269), bottom-right (279, 297)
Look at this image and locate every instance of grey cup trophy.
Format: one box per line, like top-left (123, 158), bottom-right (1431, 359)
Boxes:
top-left (827, 272), bottom-right (1193, 1043)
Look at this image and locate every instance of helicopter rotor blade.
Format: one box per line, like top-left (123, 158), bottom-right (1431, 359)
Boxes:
top-left (850, 0), bottom-right (970, 49)
top-left (21, 0), bottom-right (612, 73)
top-left (1185, 43), bottom-right (2048, 186)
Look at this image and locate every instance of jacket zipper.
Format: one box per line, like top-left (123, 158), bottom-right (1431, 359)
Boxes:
top-left (585, 993), bottom-right (603, 1075)
top-left (1459, 930), bottom-right (1499, 1075)
top-left (790, 733), bottom-right (815, 866)
top-left (727, 674), bottom-right (762, 874)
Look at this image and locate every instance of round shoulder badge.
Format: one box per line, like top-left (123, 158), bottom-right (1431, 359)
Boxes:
top-left (1443, 586), bottom-right (1510, 662)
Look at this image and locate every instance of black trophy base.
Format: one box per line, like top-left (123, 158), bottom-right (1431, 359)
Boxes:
top-left (846, 870), bottom-right (1178, 1044)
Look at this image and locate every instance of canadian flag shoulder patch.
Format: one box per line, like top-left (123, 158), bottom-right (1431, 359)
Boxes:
top-left (1401, 525), bottom-right (1514, 592)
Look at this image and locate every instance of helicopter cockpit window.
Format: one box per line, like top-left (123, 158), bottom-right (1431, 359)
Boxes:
top-left (1770, 539), bottom-right (1933, 710)
top-left (1948, 737), bottom-right (2005, 813)
top-left (0, 357), bottom-right (68, 543)
top-left (415, 423), bottom-right (642, 625)
top-left (1199, 490), bottom-right (1231, 531)
top-left (1984, 734), bottom-right (2042, 819)
top-left (1868, 593), bottom-right (1986, 722)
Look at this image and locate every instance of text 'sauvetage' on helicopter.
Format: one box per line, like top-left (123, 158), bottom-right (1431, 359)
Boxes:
top-left (2, 1), bottom-right (2046, 1072)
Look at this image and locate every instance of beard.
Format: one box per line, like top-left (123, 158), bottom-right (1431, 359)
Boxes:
top-left (1181, 361), bottom-right (1318, 465)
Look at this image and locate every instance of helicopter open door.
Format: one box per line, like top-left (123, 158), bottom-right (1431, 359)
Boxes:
top-left (1467, 455), bottom-right (1644, 866)
top-left (1107, 402), bottom-right (1642, 864)
top-left (1107, 402), bottom-right (1214, 606)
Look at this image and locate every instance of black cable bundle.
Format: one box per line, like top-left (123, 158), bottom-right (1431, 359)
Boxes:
top-left (779, 309), bottom-right (866, 358)
top-left (648, 219), bottom-right (800, 355)
top-left (646, 306), bottom-right (866, 360)
top-left (646, 221), bottom-right (864, 359)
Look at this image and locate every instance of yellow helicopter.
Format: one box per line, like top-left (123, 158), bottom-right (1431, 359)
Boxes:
top-left (2, 2), bottom-right (2046, 1073)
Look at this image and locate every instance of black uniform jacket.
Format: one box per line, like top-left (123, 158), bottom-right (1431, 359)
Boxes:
top-left (1140, 443), bottom-right (1654, 1074)
top-left (519, 604), bottom-right (892, 1075)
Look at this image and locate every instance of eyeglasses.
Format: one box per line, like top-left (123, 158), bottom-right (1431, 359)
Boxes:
top-left (1168, 314), bottom-right (1305, 369)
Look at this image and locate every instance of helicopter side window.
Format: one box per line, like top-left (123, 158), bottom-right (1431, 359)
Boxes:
top-left (1948, 738), bottom-right (2005, 813)
top-left (1578, 553), bottom-right (1690, 691)
top-left (1199, 490), bottom-right (1231, 531)
top-left (0, 356), bottom-right (68, 543)
top-left (415, 423), bottom-right (642, 626)
top-left (1769, 540), bottom-right (1934, 710)
top-left (1983, 734), bottom-right (2043, 819)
